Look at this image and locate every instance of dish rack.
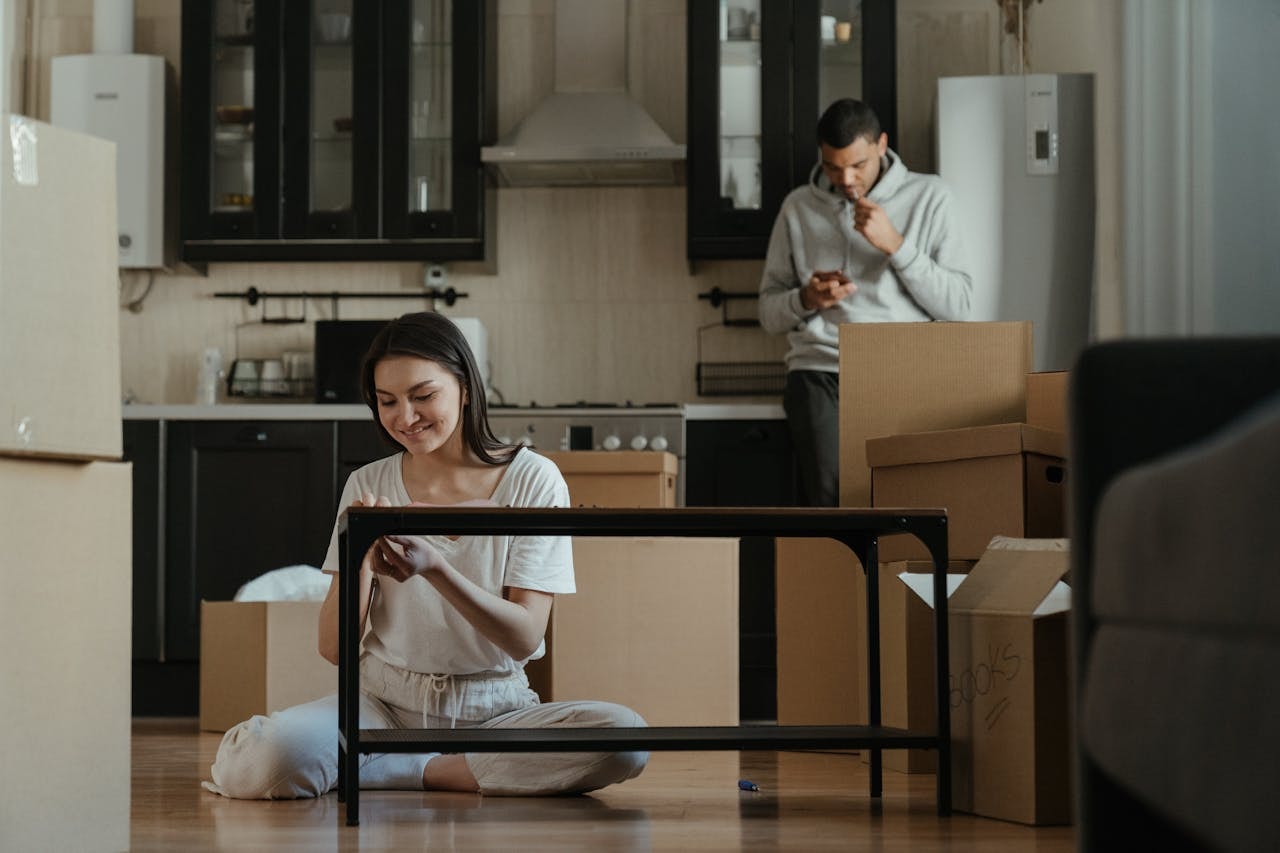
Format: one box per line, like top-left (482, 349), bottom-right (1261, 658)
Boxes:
top-left (696, 361), bottom-right (787, 396)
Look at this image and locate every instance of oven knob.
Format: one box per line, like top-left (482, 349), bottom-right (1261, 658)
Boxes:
top-left (630, 434), bottom-right (648, 451)
top-left (649, 434), bottom-right (669, 452)
top-left (601, 433), bottom-right (622, 451)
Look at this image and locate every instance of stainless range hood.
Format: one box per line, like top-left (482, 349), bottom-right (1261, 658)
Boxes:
top-left (481, 0), bottom-right (686, 187)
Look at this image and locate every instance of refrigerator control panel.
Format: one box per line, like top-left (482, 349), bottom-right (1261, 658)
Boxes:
top-left (1024, 74), bottom-right (1060, 176)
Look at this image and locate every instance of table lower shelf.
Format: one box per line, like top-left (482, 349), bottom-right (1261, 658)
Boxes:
top-left (347, 724), bottom-right (943, 753)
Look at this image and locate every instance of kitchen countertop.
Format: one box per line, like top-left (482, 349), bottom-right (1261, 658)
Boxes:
top-left (122, 402), bottom-right (787, 421)
top-left (122, 403), bottom-right (373, 420)
top-left (683, 403), bottom-right (784, 420)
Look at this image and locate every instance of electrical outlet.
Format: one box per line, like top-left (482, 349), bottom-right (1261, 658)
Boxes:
top-left (425, 264), bottom-right (447, 288)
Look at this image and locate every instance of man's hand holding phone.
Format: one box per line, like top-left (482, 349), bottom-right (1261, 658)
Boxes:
top-left (801, 269), bottom-right (857, 311)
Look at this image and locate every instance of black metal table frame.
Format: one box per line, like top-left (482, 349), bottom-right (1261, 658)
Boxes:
top-left (337, 506), bottom-right (950, 826)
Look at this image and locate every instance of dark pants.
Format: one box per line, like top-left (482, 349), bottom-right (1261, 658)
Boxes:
top-left (784, 370), bottom-right (839, 507)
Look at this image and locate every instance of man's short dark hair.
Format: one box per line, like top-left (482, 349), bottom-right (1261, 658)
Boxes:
top-left (816, 99), bottom-right (882, 148)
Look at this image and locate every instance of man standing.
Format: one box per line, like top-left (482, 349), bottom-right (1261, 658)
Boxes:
top-left (759, 98), bottom-right (971, 507)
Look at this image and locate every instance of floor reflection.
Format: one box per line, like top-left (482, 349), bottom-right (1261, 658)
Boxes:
top-left (207, 788), bottom-right (653, 853)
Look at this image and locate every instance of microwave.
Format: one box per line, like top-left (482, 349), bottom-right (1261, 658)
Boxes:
top-left (313, 320), bottom-right (391, 403)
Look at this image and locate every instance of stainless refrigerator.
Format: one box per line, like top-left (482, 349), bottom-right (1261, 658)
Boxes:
top-left (935, 73), bottom-right (1096, 371)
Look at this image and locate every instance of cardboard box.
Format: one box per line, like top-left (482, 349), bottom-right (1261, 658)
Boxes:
top-left (868, 561), bottom-right (975, 773)
top-left (838, 321), bottom-right (1033, 507)
top-left (775, 537), bottom-right (868, 727)
top-left (0, 457), bottom-right (131, 852)
top-left (948, 546), bottom-right (1072, 825)
top-left (541, 451), bottom-right (677, 507)
top-left (1026, 371), bottom-right (1069, 434)
top-left (868, 423), bottom-right (1067, 561)
top-left (199, 600), bottom-right (337, 732)
top-left (526, 537), bottom-right (739, 726)
top-left (0, 116), bottom-right (121, 461)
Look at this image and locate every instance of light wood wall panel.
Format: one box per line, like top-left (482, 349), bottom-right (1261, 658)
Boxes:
top-left (895, 0), bottom-right (1000, 175)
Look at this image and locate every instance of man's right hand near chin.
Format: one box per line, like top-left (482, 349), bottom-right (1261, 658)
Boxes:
top-left (801, 270), bottom-right (857, 311)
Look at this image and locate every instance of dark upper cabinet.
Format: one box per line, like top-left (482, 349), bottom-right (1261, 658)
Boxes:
top-left (181, 0), bottom-right (494, 262)
top-left (686, 0), bottom-right (896, 260)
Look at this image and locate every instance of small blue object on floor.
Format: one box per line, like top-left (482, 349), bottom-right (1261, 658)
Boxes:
top-left (737, 779), bottom-right (760, 792)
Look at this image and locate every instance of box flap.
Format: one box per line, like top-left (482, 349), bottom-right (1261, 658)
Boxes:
top-left (948, 548), bottom-right (1070, 616)
top-left (898, 573), bottom-right (969, 607)
top-left (866, 423), bottom-right (1065, 469)
top-left (1025, 370), bottom-right (1069, 433)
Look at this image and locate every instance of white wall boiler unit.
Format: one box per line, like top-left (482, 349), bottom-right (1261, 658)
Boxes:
top-left (936, 74), bottom-right (1095, 371)
top-left (50, 0), bottom-right (165, 268)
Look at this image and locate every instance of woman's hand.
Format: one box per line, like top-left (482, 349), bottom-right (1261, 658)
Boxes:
top-left (370, 534), bottom-right (445, 583)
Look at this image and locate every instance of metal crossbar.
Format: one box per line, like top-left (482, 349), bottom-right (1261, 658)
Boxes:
top-left (337, 506), bottom-right (950, 826)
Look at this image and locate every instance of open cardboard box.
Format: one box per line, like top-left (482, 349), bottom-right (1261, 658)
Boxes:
top-left (199, 600), bottom-right (336, 732)
top-left (946, 542), bottom-right (1073, 825)
top-left (864, 560), bottom-right (975, 773)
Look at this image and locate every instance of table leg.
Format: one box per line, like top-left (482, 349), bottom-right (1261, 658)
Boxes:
top-left (851, 535), bottom-right (882, 799)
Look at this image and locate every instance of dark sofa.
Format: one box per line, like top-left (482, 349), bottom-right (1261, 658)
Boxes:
top-left (1069, 337), bottom-right (1280, 852)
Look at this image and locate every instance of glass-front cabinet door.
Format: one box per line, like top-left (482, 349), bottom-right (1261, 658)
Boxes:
top-left (281, 0), bottom-right (378, 239)
top-left (182, 0), bottom-right (282, 241)
top-left (381, 0), bottom-right (487, 247)
top-left (686, 0), bottom-right (896, 260)
top-left (687, 0), bottom-right (791, 260)
top-left (790, 0), bottom-right (896, 185)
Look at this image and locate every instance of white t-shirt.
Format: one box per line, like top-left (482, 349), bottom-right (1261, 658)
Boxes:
top-left (321, 447), bottom-right (574, 675)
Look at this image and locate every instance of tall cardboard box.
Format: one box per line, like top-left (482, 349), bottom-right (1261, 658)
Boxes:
top-left (0, 458), bottom-right (131, 853)
top-left (949, 547), bottom-right (1073, 825)
top-left (837, 321), bottom-right (1033, 507)
top-left (780, 321), bottom-right (1031, 726)
top-left (775, 537), bottom-right (868, 726)
top-left (868, 561), bottom-right (974, 773)
top-left (1026, 371), bottom-right (1069, 434)
top-left (867, 423), bottom-right (1067, 561)
top-left (541, 451), bottom-right (677, 507)
top-left (531, 538), bottom-right (739, 726)
top-left (199, 600), bottom-right (337, 732)
top-left (0, 116), bottom-right (121, 461)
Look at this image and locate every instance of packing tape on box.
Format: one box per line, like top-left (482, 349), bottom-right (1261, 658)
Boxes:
top-left (9, 116), bottom-right (38, 186)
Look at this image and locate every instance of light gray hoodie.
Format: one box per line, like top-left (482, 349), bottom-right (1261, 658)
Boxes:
top-left (758, 149), bottom-right (971, 372)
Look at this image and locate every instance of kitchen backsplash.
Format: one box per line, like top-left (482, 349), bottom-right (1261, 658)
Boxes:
top-left (117, 186), bottom-right (787, 405)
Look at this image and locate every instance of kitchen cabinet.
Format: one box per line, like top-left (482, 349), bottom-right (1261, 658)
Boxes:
top-left (123, 419), bottom-right (163, 662)
top-left (686, 418), bottom-right (798, 721)
top-left (128, 415), bottom-right (391, 715)
top-left (337, 419), bottom-right (391, 489)
top-left (686, 0), bottom-right (896, 259)
top-left (164, 421), bottom-right (338, 661)
top-left (180, 0), bottom-right (494, 262)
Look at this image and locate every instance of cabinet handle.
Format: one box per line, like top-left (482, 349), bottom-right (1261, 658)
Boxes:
top-left (235, 426), bottom-right (268, 443)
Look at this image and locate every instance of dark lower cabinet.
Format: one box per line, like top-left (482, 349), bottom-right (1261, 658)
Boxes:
top-left (124, 420), bottom-right (195, 716)
top-left (165, 421), bottom-right (339, 662)
top-left (686, 419), bottom-right (798, 723)
top-left (338, 419), bottom-right (393, 492)
top-left (128, 417), bottom-right (396, 716)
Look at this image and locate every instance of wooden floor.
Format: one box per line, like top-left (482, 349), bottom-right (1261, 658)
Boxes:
top-left (132, 717), bottom-right (1075, 852)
